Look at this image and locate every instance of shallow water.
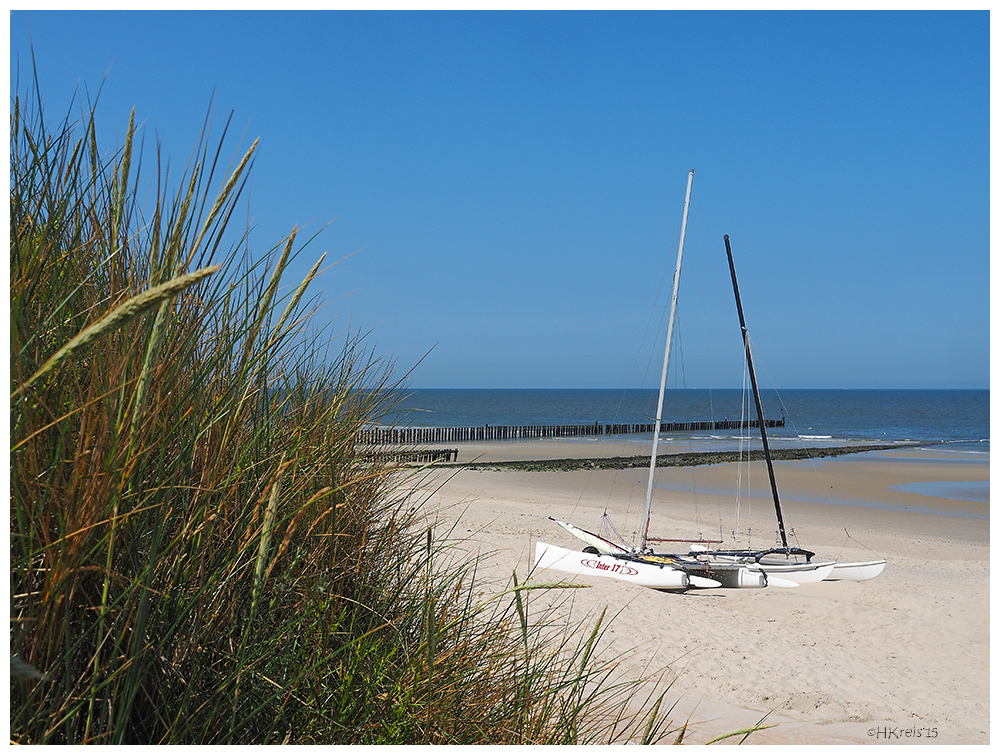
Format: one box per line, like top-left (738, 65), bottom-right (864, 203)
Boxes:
top-left (890, 480), bottom-right (990, 504)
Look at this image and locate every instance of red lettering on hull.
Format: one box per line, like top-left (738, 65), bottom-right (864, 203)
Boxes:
top-left (581, 558), bottom-right (639, 576)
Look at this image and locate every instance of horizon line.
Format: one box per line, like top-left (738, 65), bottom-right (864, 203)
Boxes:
top-left (400, 386), bottom-right (990, 392)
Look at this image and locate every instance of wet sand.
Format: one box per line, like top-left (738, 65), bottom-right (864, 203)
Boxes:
top-left (411, 441), bottom-right (989, 744)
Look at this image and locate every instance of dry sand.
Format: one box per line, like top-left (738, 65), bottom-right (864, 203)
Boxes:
top-left (409, 441), bottom-right (989, 744)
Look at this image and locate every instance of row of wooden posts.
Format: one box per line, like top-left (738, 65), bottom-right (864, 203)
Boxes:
top-left (363, 448), bottom-right (461, 464)
top-left (359, 418), bottom-right (784, 446)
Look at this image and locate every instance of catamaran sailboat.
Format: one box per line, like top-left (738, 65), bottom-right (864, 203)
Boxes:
top-left (534, 171), bottom-right (885, 589)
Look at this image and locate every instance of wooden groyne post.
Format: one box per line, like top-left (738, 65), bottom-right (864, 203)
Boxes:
top-left (359, 418), bottom-right (784, 445)
top-left (363, 448), bottom-right (460, 464)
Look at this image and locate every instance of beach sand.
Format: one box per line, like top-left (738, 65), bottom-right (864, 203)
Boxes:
top-left (410, 441), bottom-right (989, 744)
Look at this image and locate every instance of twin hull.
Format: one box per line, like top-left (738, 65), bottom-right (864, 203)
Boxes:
top-left (536, 538), bottom-right (886, 590)
top-left (702, 555), bottom-right (886, 583)
top-left (826, 560), bottom-right (887, 581)
top-left (534, 542), bottom-right (775, 589)
top-left (708, 555), bottom-right (836, 584)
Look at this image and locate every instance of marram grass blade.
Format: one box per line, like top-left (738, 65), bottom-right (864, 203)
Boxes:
top-left (509, 581), bottom-right (591, 591)
top-left (111, 108), bottom-right (135, 245)
top-left (253, 453), bottom-right (287, 616)
top-left (703, 723), bottom-right (778, 744)
top-left (127, 298), bottom-right (171, 447)
top-left (250, 228), bottom-right (295, 351)
top-left (268, 250), bottom-right (325, 346)
top-left (185, 138), bottom-right (258, 269)
top-left (17, 265), bottom-right (220, 395)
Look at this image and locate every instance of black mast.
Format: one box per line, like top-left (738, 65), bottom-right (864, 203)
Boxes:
top-left (724, 235), bottom-right (789, 551)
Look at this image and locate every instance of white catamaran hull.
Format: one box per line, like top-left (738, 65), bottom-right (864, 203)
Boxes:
top-left (534, 542), bottom-right (692, 590)
top-left (824, 560), bottom-right (887, 581)
top-left (705, 555), bottom-right (835, 584)
top-left (752, 560), bottom-right (836, 583)
top-left (681, 561), bottom-right (770, 589)
top-left (547, 522), bottom-right (722, 588)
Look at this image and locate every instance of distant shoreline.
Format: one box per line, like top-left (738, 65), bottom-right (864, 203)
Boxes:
top-left (443, 443), bottom-right (924, 471)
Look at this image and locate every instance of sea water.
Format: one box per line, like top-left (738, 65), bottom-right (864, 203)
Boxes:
top-left (385, 388), bottom-right (989, 518)
top-left (384, 388), bottom-right (989, 453)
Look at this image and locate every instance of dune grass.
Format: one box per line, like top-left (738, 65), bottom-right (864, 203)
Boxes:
top-left (9, 77), bottom-right (702, 745)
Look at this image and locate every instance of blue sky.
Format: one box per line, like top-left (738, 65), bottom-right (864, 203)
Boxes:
top-left (10, 10), bottom-right (989, 389)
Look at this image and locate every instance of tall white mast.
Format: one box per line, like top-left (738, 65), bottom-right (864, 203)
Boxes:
top-left (639, 169), bottom-right (694, 553)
